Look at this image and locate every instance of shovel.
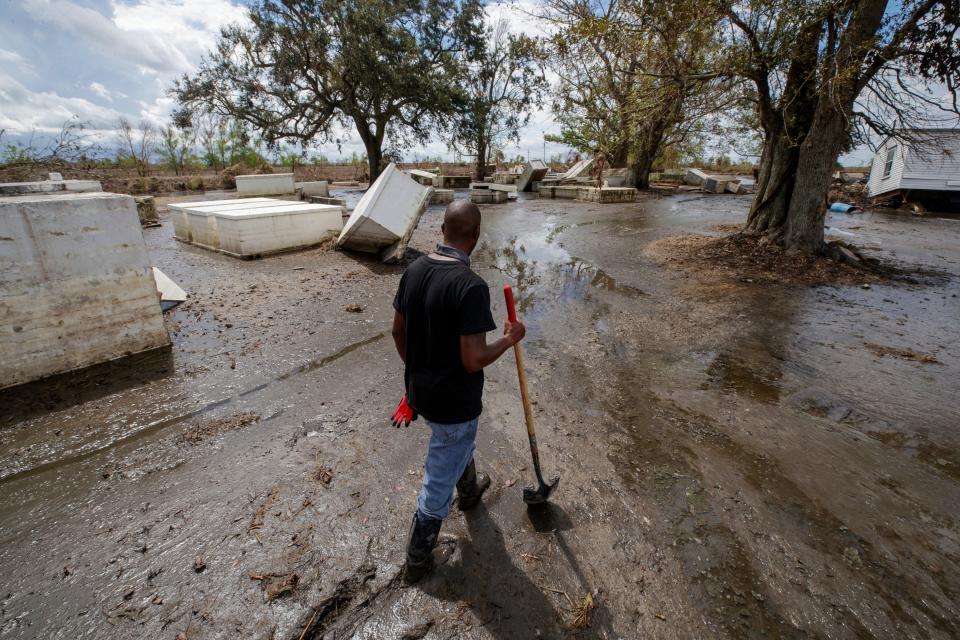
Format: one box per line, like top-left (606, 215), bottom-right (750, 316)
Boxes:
top-left (503, 285), bottom-right (559, 505)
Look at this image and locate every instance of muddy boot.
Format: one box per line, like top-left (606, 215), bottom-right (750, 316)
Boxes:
top-left (456, 459), bottom-right (491, 511)
top-left (404, 512), bottom-right (442, 584)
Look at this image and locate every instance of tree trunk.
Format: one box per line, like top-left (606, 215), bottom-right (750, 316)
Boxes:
top-left (744, 127), bottom-right (800, 239)
top-left (355, 117), bottom-right (385, 183)
top-left (631, 149), bottom-right (655, 190)
top-left (630, 120), bottom-right (667, 190)
top-left (475, 136), bottom-right (487, 182)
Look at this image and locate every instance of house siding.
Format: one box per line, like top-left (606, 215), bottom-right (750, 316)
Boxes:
top-left (867, 139), bottom-right (906, 197)
top-left (868, 131), bottom-right (960, 197)
top-left (900, 132), bottom-right (960, 191)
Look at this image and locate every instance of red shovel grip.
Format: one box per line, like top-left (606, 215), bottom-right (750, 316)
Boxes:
top-left (503, 284), bottom-right (518, 323)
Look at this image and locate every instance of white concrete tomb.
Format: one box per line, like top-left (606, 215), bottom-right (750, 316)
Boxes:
top-left (0, 192), bottom-right (169, 389)
top-left (235, 173), bottom-right (296, 196)
top-left (338, 163), bottom-right (433, 263)
top-left (171, 197), bottom-right (343, 258)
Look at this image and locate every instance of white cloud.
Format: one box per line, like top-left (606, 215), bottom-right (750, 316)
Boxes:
top-left (23, 0), bottom-right (191, 74)
top-left (0, 49), bottom-right (28, 64)
top-left (0, 69), bottom-right (122, 134)
top-left (89, 82), bottom-right (112, 101)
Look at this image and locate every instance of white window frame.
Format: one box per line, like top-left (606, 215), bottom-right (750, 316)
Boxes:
top-left (882, 145), bottom-right (896, 179)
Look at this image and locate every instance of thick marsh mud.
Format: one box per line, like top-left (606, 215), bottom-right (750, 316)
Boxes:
top-left (1, 192), bottom-right (958, 638)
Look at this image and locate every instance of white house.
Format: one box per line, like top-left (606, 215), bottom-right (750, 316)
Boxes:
top-left (867, 129), bottom-right (960, 200)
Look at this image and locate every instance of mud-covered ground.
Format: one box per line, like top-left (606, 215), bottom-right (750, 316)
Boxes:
top-left (1, 191), bottom-right (958, 639)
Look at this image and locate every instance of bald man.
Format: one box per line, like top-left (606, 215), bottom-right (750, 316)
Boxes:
top-left (391, 200), bottom-right (526, 583)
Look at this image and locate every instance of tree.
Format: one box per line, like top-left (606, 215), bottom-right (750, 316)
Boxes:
top-left (0, 117), bottom-right (100, 169)
top-left (116, 117), bottom-right (155, 177)
top-left (158, 124), bottom-right (196, 175)
top-left (173, 0), bottom-right (485, 183)
top-left (727, 0), bottom-right (960, 254)
top-left (543, 0), bottom-right (732, 188)
top-left (195, 115), bottom-right (233, 170)
top-left (451, 19), bottom-right (546, 180)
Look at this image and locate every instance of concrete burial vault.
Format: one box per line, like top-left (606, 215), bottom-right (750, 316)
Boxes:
top-left (169, 197), bottom-right (343, 258)
top-left (235, 173), bottom-right (296, 196)
top-left (0, 192), bottom-right (169, 389)
top-left (337, 163), bottom-right (433, 263)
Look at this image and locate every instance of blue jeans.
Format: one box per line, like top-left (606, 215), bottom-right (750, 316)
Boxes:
top-left (416, 417), bottom-right (479, 521)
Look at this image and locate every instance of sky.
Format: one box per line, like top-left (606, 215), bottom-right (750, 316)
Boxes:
top-left (0, 0), bottom-right (880, 165)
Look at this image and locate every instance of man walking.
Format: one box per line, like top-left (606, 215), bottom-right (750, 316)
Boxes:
top-left (391, 200), bottom-right (525, 583)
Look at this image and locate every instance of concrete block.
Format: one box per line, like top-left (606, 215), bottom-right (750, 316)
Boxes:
top-left (175, 199), bottom-right (343, 258)
top-left (517, 160), bottom-right (549, 192)
top-left (685, 169), bottom-right (709, 186)
top-left (408, 169), bottom-right (437, 186)
top-left (432, 175), bottom-right (472, 189)
top-left (0, 192), bottom-right (169, 389)
top-left (296, 181), bottom-right (329, 198)
top-left (236, 173), bottom-right (295, 196)
top-left (538, 185), bottom-right (580, 199)
top-left (0, 179), bottom-right (102, 195)
top-left (577, 187), bottom-right (637, 203)
top-left (48, 172), bottom-right (64, 181)
top-left (562, 158), bottom-right (595, 181)
top-left (492, 172), bottom-right (519, 185)
top-left (430, 189), bottom-right (454, 204)
top-left (725, 180), bottom-right (742, 194)
top-left (470, 189), bottom-right (508, 204)
top-left (169, 198), bottom-right (276, 241)
top-left (64, 180), bottom-right (102, 192)
top-left (338, 163), bottom-right (433, 263)
top-left (135, 196), bottom-right (159, 226)
top-left (308, 195), bottom-right (347, 211)
top-left (704, 176), bottom-right (732, 193)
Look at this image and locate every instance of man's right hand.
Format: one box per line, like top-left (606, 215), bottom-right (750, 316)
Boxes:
top-left (504, 320), bottom-right (526, 345)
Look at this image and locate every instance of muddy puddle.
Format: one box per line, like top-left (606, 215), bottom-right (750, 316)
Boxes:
top-left (1, 193), bottom-right (959, 638)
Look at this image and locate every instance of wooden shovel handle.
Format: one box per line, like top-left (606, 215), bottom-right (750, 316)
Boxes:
top-left (503, 286), bottom-right (536, 439)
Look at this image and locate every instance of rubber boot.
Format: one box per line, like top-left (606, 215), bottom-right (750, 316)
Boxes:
top-left (404, 511), bottom-right (442, 584)
top-left (456, 459), bottom-right (491, 511)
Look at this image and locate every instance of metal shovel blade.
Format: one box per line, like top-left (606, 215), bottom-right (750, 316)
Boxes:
top-left (522, 476), bottom-right (560, 505)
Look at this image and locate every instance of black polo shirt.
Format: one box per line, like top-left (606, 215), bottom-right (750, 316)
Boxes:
top-left (393, 255), bottom-right (496, 423)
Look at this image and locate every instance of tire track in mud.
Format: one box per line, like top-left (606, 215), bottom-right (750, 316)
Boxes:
top-left (0, 332), bottom-right (387, 485)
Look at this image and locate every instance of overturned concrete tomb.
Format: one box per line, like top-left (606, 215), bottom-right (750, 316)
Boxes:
top-left (338, 163), bottom-right (433, 263)
top-left (685, 168), bottom-right (709, 187)
top-left (236, 173), bottom-right (295, 196)
top-left (0, 192), bottom-right (169, 389)
top-left (296, 181), bottom-right (329, 198)
top-left (408, 169), bottom-right (438, 186)
top-left (170, 197), bottom-right (342, 258)
top-left (517, 160), bottom-right (549, 192)
top-left (561, 158), bottom-right (595, 182)
top-left (704, 176), bottom-right (735, 194)
top-left (430, 189), bottom-right (455, 205)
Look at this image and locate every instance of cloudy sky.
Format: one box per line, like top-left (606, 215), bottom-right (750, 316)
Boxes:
top-left (0, 0), bottom-right (578, 163)
top-left (0, 0), bottom-right (882, 165)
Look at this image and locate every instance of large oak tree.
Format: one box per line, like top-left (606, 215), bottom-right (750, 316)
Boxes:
top-left (173, 0), bottom-right (484, 182)
top-left (728, 0), bottom-right (960, 254)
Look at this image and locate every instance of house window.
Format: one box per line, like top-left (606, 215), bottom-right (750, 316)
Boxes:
top-left (882, 145), bottom-right (896, 178)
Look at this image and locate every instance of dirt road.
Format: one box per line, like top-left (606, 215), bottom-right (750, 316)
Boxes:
top-left (1, 192), bottom-right (958, 639)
